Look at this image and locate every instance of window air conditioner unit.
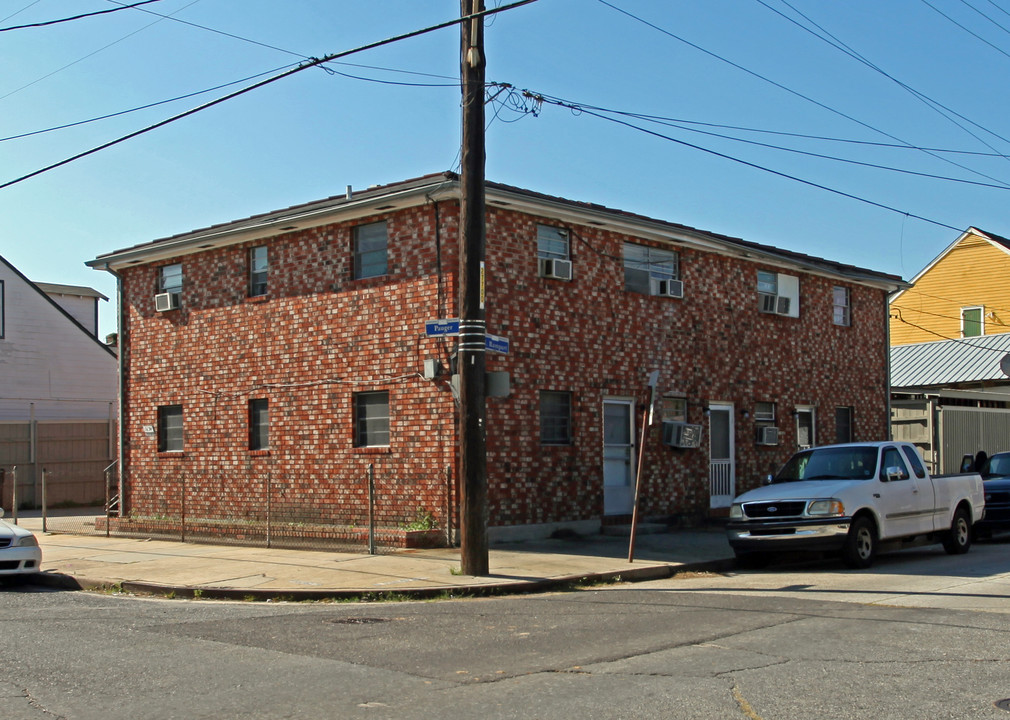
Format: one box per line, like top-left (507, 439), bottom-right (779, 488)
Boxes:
top-left (756, 426), bottom-right (780, 446)
top-left (538, 257), bottom-right (572, 281)
top-left (759, 293), bottom-right (790, 315)
top-left (661, 421), bottom-right (702, 449)
top-left (154, 292), bottom-right (179, 312)
top-left (651, 278), bottom-right (684, 298)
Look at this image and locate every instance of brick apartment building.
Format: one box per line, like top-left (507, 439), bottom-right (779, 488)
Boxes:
top-left (88, 172), bottom-right (905, 543)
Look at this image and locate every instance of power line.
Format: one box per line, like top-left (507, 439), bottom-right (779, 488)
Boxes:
top-left (597, 0), bottom-right (1010, 190)
top-left (756, 0), bottom-right (1010, 159)
top-left (540, 96), bottom-right (1010, 191)
top-left (0, 1), bottom-right (43, 25)
top-left (516, 88), bottom-right (962, 233)
top-left (0, 0), bottom-right (202, 103)
top-left (921, 0), bottom-right (1010, 61)
top-left (0, 0), bottom-right (538, 191)
top-left (0, 0), bottom-right (162, 32)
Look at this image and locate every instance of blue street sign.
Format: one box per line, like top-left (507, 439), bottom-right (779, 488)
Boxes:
top-left (485, 333), bottom-right (510, 354)
top-left (425, 318), bottom-right (460, 337)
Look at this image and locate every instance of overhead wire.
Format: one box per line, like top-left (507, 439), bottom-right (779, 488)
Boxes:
top-left (0, 1), bottom-right (43, 24)
top-left (597, 0), bottom-right (1010, 190)
top-left (0, 0), bottom-right (538, 191)
top-left (0, 0), bottom-right (162, 32)
top-left (956, 0), bottom-right (1010, 36)
top-left (756, 0), bottom-right (1010, 161)
top-left (921, 0), bottom-right (1010, 61)
top-left (504, 86), bottom-right (962, 233)
top-left (0, 0), bottom-right (202, 103)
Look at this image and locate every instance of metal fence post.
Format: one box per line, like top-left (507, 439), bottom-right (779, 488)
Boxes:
top-left (11, 466), bottom-right (16, 524)
top-left (41, 467), bottom-right (47, 533)
top-left (445, 464), bottom-right (452, 548)
top-left (368, 464), bottom-right (376, 555)
top-left (266, 472), bottom-right (272, 549)
top-left (180, 473), bottom-right (186, 543)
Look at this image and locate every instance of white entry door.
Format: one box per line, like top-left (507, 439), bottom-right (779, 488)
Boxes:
top-left (709, 403), bottom-right (736, 508)
top-left (603, 399), bottom-right (636, 515)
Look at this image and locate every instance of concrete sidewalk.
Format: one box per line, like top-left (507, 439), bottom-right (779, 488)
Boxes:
top-left (12, 515), bottom-right (736, 601)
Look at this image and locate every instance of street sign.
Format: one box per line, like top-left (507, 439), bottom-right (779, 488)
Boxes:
top-left (485, 333), bottom-right (510, 354)
top-left (425, 318), bottom-right (460, 337)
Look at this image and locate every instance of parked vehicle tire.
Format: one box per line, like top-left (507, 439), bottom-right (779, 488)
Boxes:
top-left (734, 551), bottom-right (770, 569)
top-left (841, 516), bottom-right (876, 569)
top-left (942, 507), bottom-right (972, 555)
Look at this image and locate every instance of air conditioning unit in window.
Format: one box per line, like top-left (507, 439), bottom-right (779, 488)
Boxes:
top-left (538, 257), bottom-right (572, 281)
top-left (756, 426), bottom-right (780, 446)
top-left (154, 292), bottom-right (179, 312)
top-left (759, 293), bottom-right (790, 315)
top-left (651, 278), bottom-right (684, 298)
top-left (662, 421), bottom-right (702, 449)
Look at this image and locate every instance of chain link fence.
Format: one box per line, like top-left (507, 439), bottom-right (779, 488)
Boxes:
top-left (17, 463), bottom-right (455, 554)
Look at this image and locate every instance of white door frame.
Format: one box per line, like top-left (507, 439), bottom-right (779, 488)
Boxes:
top-left (602, 397), bottom-right (636, 516)
top-left (708, 402), bottom-right (735, 508)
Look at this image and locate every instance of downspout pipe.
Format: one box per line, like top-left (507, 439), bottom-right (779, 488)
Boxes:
top-left (100, 263), bottom-right (126, 515)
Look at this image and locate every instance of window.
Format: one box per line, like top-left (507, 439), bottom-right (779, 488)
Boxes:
top-left (157, 405), bottom-right (183, 452)
top-left (354, 391), bottom-right (389, 447)
top-left (661, 396), bottom-right (687, 423)
top-left (754, 402), bottom-right (776, 422)
top-left (158, 264), bottom-right (183, 295)
top-left (249, 398), bottom-right (269, 450)
top-left (879, 447), bottom-right (909, 481)
top-left (961, 306), bottom-right (983, 337)
top-left (835, 406), bottom-right (853, 444)
top-left (540, 391), bottom-right (572, 444)
top-left (537, 224), bottom-right (569, 261)
top-left (901, 445), bottom-right (927, 479)
top-left (833, 286), bottom-right (851, 326)
top-left (795, 407), bottom-right (815, 450)
top-left (249, 246), bottom-right (268, 297)
top-left (623, 243), bottom-right (679, 294)
top-left (757, 270), bottom-right (800, 317)
top-left (0, 279), bottom-right (5, 339)
top-left (353, 221), bottom-right (388, 280)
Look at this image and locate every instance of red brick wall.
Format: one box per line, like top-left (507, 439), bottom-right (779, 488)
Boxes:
top-left (119, 200), bottom-right (890, 532)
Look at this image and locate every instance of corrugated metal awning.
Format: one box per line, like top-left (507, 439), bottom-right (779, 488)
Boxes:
top-left (891, 333), bottom-right (1010, 387)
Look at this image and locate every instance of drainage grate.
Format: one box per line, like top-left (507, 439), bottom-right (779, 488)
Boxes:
top-left (995, 699), bottom-right (1010, 712)
top-left (327, 617), bottom-right (389, 625)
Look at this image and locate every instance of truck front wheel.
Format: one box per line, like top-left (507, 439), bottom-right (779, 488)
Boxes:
top-left (841, 516), bottom-right (876, 569)
top-left (942, 507), bottom-right (972, 555)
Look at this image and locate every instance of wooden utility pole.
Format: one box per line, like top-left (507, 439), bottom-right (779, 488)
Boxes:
top-left (458, 0), bottom-right (489, 576)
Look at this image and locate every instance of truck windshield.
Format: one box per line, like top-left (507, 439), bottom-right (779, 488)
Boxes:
top-left (774, 446), bottom-right (878, 482)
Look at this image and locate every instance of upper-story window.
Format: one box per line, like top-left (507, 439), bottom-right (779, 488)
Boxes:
top-left (961, 306), bottom-right (983, 337)
top-left (353, 221), bottom-right (388, 280)
top-left (536, 225), bottom-right (572, 280)
top-left (249, 246), bottom-right (268, 297)
top-left (0, 280), bottom-right (5, 339)
top-left (833, 286), bottom-right (851, 326)
top-left (159, 264), bottom-right (183, 295)
top-left (835, 406), bottom-right (853, 443)
top-left (757, 270), bottom-right (800, 317)
top-left (623, 243), bottom-right (681, 298)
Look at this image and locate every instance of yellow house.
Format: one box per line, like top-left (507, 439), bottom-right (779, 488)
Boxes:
top-left (890, 227), bottom-right (1010, 346)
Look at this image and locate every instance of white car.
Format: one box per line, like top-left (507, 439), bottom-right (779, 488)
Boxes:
top-left (0, 511), bottom-right (42, 576)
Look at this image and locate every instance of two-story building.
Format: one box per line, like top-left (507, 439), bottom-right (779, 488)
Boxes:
top-left (889, 227), bottom-right (1010, 471)
top-left (89, 172), bottom-right (905, 542)
top-left (0, 255), bottom-right (118, 508)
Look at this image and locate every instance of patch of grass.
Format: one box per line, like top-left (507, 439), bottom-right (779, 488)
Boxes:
top-left (400, 508), bottom-right (439, 532)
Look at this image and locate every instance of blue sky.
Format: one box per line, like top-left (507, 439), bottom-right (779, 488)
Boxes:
top-left (3, 0), bottom-right (1010, 338)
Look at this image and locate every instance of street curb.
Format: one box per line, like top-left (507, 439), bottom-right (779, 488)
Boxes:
top-left (26, 558), bottom-right (736, 602)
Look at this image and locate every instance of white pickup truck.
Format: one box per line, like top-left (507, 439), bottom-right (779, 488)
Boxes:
top-left (726, 441), bottom-right (985, 568)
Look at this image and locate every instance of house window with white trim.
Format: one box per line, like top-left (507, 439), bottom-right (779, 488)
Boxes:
top-left (833, 286), bottom-right (851, 326)
top-left (158, 264), bottom-right (182, 295)
top-left (961, 306), bottom-right (983, 337)
top-left (249, 246), bottom-right (268, 297)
